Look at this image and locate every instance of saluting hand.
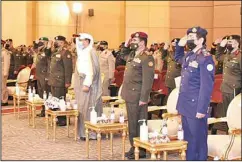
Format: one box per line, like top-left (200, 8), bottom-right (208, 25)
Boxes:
top-left (163, 42), bottom-right (170, 50)
top-left (47, 40), bottom-right (53, 49)
top-left (220, 39), bottom-right (228, 47)
top-left (196, 112), bottom-right (206, 119)
top-left (178, 35), bottom-right (188, 47)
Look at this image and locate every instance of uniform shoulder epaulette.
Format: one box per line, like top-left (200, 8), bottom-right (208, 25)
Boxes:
top-left (201, 49), bottom-right (211, 57)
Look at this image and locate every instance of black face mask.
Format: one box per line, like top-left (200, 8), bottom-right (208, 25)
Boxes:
top-left (38, 42), bottom-right (44, 47)
top-left (99, 47), bottom-right (104, 51)
top-left (54, 42), bottom-right (59, 48)
top-left (5, 44), bottom-right (10, 50)
top-left (21, 48), bottom-right (24, 52)
top-left (130, 43), bottom-right (139, 50)
top-left (150, 48), bottom-right (155, 53)
top-left (226, 44), bottom-right (233, 53)
top-left (187, 40), bottom-right (196, 50)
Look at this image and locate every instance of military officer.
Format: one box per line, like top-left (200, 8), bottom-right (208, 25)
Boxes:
top-left (1, 40), bottom-right (11, 106)
top-left (218, 35), bottom-right (241, 124)
top-left (13, 45), bottom-right (27, 74)
top-left (98, 41), bottom-right (115, 96)
top-left (163, 38), bottom-right (182, 94)
top-left (26, 46), bottom-right (34, 66)
top-left (121, 32), bottom-right (155, 159)
top-left (5, 39), bottom-right (16, 79)
top-left (48, 35), bottom-right (73, 126)
top-left (115, 42), bottom-right (127, 68)
top-left (152, 43), bottom-right (163, 72)
top-left (175, 26), bottom-right (215, 160)
top-left (34, 37), bottom-right (52, 117)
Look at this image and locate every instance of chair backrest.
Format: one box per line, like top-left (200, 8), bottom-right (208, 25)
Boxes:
top-left (215, 74), bottom-right (223, 80)
top-left (166, 87), bottom-right (180, 114)
top-left (118, 84), bottom-right (123, 97)
top-left (116, 65), bottom-right (125, 72)
top-left (115, 71), bottom-right (124, 87)
top-left (152, 73), bottom-right (162, 91)
top-left (227, 93), bottom-right (241, 130)
top-left (17, 67), bottom-right (31, 84)
top-left (211, 78), bottom-right (223, 103)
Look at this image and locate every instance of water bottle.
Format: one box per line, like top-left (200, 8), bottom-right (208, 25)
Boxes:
top-left (32, 87), bottom-right (36, 96)
top-left (43, 91), bottom-right (47, 100)
top-left (161, 120), bottom-right (168, 136)
top-left (110, 106), bottom-right (115, 123)
top-left (119, 111), bottom-right (124, 123)
top-left (28, 86), bottom-right (32, 101)
top-left (177, 124), bottom-right (184, 141)
top-left (48, 92), bottom-right (52, 100)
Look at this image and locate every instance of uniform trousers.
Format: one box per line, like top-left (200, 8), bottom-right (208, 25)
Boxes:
top-left (37, 78), bottom-right (50, 113)
top-left (182, 115), bottom-right (208, 160)
top-left (50, 86), bottom-right (67, 123)
top-left (1, 76), bottom-right (8, 103)
top-left (126, 102), bottom-right (147, 154)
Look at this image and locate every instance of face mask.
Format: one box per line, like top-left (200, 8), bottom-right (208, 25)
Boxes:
top-left (99, 47), bottom-right (104, 51)
top-left (5, 44), bottom-right (10, 50)
top-left (38, 42), bottom-right (44, 47)
top-left (54, 42), bottom-right (59, 48)
top-left (130, 43), bottom-right (139, 50)
top-left (21, 48), bottom-right (24, 52)
top-left (187, 40), bottom-right (196, 50)
top-left (226, 44), bottom-right (233, 52)
top-left (150, 48), bottom-right (155, 53)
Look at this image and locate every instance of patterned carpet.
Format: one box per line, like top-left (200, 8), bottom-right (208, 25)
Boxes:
top-left (2, 112), bottom-right (180, 160)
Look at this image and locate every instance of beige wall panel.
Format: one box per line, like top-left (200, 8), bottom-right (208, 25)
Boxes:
top-left (170, 7), bottom-right (213, 29)
top-left (126, 6), bottom-right (149, 28)
top-left (149, 6), bottom-right (170, 28)
top-left (126, 1), bottom-right (149, 6)
top-left (214, 1), bottom-right (241, 6)
top-left (149, 1), bottom-right (170, 6)
top-left (2, 1), bottom-right (28, 46)
top-left (148, 28), bottom-right (170, 44)
top-left (213, 28), bottom-right (241, 40)
top-left (213, 5), bottom-right (241, 28)
top-left (170, 1), bottom-right (213, 7)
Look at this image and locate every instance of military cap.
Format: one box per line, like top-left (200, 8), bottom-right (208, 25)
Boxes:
top-left (72, 34), bottom-right (80, 38)
top-left (187, 26), bottom-right (207, 37)
top-left (222, 35), bottom-right (229, 40)
top-left (20, 45), bottom-right (26, 47)
top-left (133, 32), bottom-right (148, 39)
top-left (54, 35), bottom-right (66, 41)
top-left (228, 35), bottom-right (241, 41)
top-left (39, 37), bottom-right (49, 41)
top-left (6, 39), bottom-right (13, 42)
top-left (131, 33), bottom-right (136, 38)
top-left (171, 38), bottom-right (180, 43)
top-left (100, 41), bottom-right (108, 46)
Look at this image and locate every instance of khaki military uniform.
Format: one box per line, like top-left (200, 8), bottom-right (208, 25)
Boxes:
top-left (71, 47), bottom-right (77, 72)
top-left (153, 50), bottom-right (163, 72)
top-left (26, 52), bottom-right (34, 66)
top-left (99, 49), bottom-right (115, 96)
top-left (2, 48), bottom-right (11, 103)
top-left (164, 50), bottom-right (182, 93)
top-left (48, 48), bottom-right (73, 97)
top-left (8, 48), bottom-right (16, 79)
top-left (121, 47), bottom-right (155, 147)
top-left (35, 48), bottom-right (52, 98)
top-left (13, 51), bottom-right (27, 72)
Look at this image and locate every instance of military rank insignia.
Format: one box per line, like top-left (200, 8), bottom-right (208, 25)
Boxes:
top-left (148, 61), bottom-right (154, 67)
top-left (192, 28), bottom-right (197, 33)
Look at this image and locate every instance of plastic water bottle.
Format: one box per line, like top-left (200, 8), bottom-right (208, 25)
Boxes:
top-left (119, 111), bottom-right (124, 123)
top-left (43, 91), bottom-right (47, 100)
top-left (32, 87), bottom-right (36, 96)
top-left (177, 124), bottom-right (184, 141)
top-left (161, 120), bottom-right (168, 136)
top-left (48, 92), bottom-right (52, 99)
top-left (110, 106), bottom-right (115, 123)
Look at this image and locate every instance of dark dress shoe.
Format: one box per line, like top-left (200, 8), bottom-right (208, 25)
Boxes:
top-left (125, 147), bottom-right (134, 157)
top-left (1, 102), bottom-right (8, 106)
top-left (80, 137), bottom-right (86, 141)
top-left (127, 153), bottom-right (146, 160)
top-left (37, 112), bottom-right (45, 117)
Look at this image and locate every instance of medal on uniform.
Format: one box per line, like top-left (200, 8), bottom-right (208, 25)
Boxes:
top-left (189, 61), bottom-right (198, 68)
top-left (133, 58), bottom-right (141, 63)
top-left (148, 61), bottom-right (154, 67)
top-left (207, 64), bottom-right (213, 71)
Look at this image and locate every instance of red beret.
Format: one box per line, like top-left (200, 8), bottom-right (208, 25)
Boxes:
top-left (72, 34), bottom-right (80, 38)
top-left (133, 32), bottom-right (148, 39)
top-left (131, 33), bottom-right (135, 38)
top-left (1, 39), bottom-right (6, 44)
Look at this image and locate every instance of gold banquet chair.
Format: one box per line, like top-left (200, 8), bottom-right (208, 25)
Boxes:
top-left (66, 73), bottom-right (76, 100)
top-left (148, 87), bottom-right (181, 137)
top-left (207, 93), bottom-right (241, 160)
top-left (7, 66), bottom-right (31, 96)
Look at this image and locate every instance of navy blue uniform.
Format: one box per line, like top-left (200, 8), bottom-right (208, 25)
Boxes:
top-left (175, 45), bottom-right (215, 160)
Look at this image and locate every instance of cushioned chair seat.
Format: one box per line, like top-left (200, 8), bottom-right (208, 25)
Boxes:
top-left (208, 135), bottom-right (241, 160)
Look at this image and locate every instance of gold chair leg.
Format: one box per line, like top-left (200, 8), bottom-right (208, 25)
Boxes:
top-left (86, 128), bottom-right (89, 158)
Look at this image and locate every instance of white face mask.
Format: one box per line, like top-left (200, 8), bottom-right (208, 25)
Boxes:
top-left (78, 41), bottom-right (84, 49)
